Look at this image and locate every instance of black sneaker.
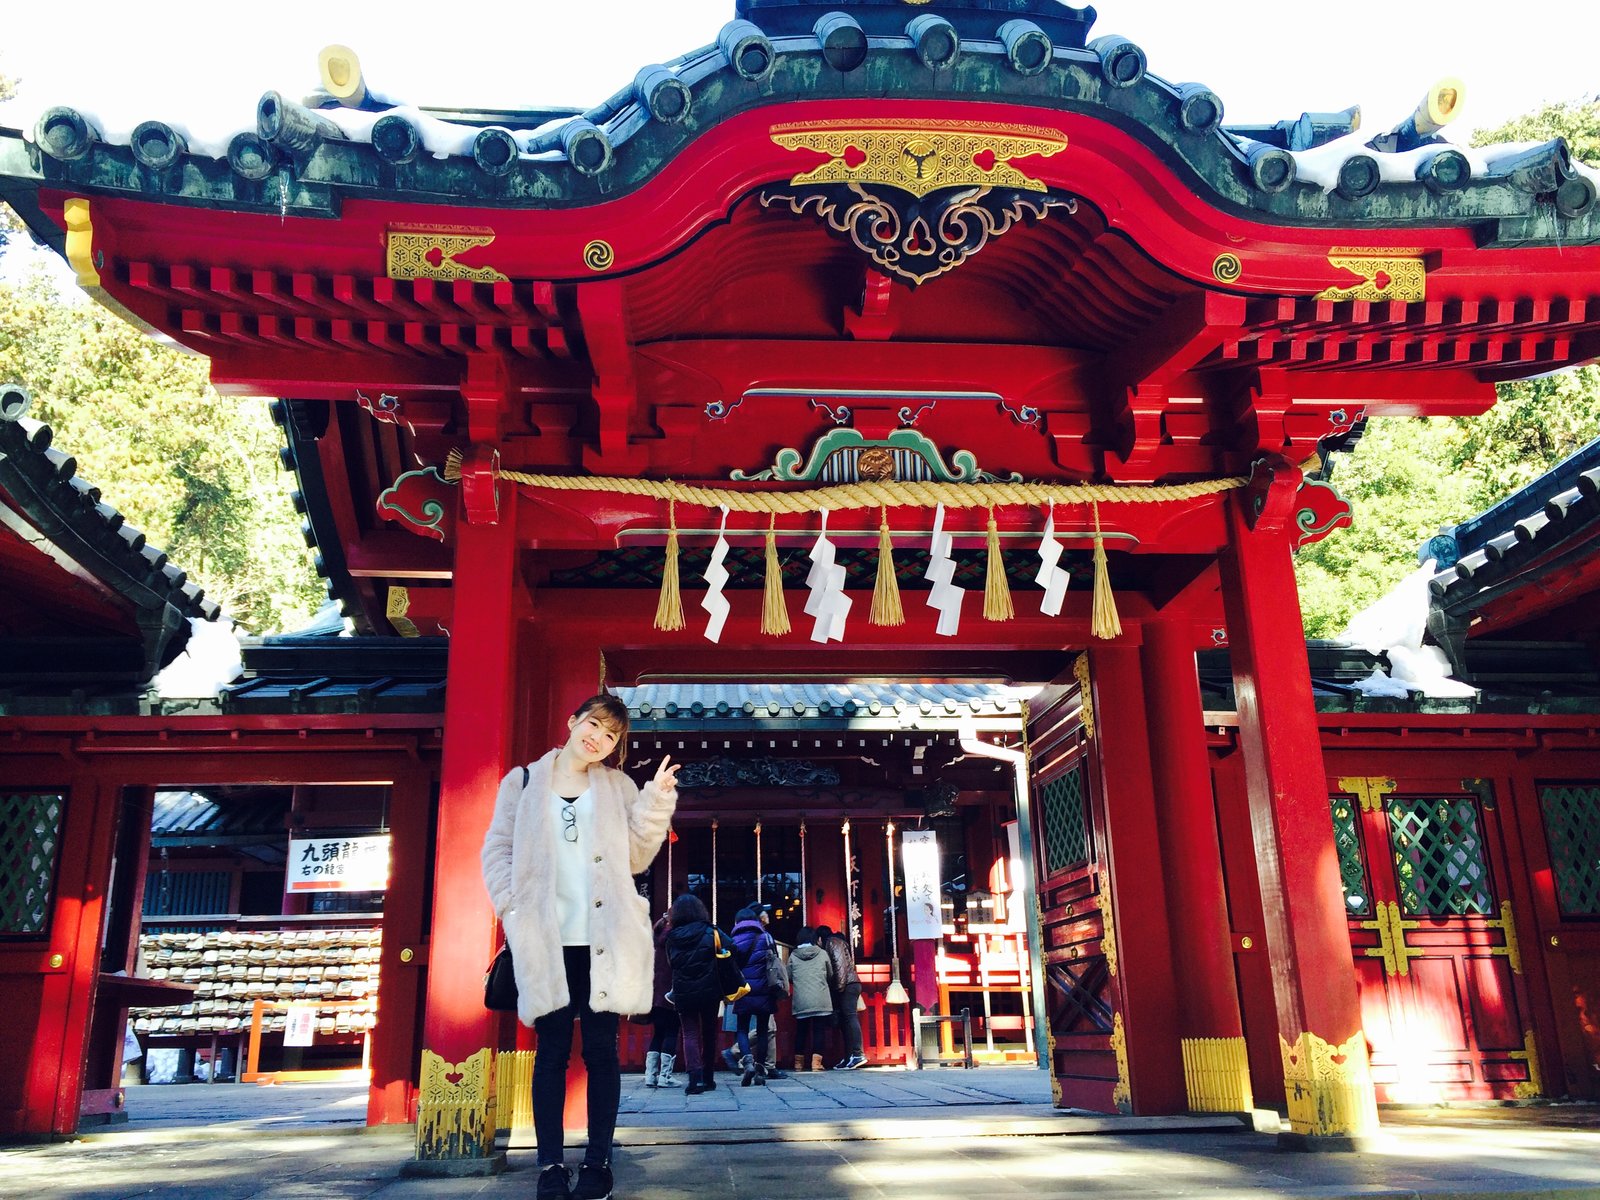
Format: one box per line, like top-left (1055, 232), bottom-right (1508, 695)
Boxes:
top-left (572, 1162), bottom-right (613, 1200)
top-left (536, 1164), bottom-right (572, 1200)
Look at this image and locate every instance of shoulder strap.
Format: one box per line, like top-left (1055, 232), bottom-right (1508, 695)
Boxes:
top-left (522, 766), bottom-right (530, 786)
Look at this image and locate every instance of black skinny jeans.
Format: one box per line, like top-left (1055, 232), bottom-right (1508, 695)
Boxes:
top-left (532, 946), bottom-right (620, 1168)
top-left (834, 981), bottom-right (864, 1058)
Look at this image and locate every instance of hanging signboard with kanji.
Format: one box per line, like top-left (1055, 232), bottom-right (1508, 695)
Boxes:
top-left (902, 829), bottom-right (942, 940)
top-left (285, 834), bottom-right (391, 893)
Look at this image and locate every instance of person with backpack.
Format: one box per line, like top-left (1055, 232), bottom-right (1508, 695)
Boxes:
top-left (786, 927), bottom-right (835, 1071)
top-left (729, 903), bottom-right (780, 1086)
top-left (662, 893), bottom-right (726, 1096)
top-left (815, 923), bottom-right (866, 1069)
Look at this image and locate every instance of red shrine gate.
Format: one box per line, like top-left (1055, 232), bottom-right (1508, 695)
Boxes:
top-left (4, 0), bottom-right (1600, 1159)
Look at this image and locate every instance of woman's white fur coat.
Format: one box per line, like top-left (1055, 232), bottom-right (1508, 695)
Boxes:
top-left (481, 748), bottom-right (675, 1025)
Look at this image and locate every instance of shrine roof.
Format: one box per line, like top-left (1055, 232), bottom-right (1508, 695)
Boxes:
top-left (0, 387), bottom-right (219, 699)
top-left (1423, 437), bottom-right (1600, 666)
top-left (1, 0), bottom-right (1595, 248)
top-left (1199, 640), bottom-right (1600, 716)
top-left (620, 680), bottom-right (1028, 730)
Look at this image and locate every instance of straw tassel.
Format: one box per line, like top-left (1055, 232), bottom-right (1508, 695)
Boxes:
top-left (869, 507), bottom-right (905, 627)
top-left (654, 499), bottom-right (685, 632)
top-left (1091, 500), bottom-right (1122, 639)
top-left (983, 506), bottom-right (1015, 622)
top-left (761, 515), bottom-right (791, 636)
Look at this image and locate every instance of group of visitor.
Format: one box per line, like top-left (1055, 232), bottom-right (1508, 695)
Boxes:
top-left (479, 693), bottom-right (871, 1200)
top-left (651, 898), bottom-right (866, 1093)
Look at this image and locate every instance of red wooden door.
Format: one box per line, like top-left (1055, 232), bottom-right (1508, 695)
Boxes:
top-left (1028, 680), bottom-right (1121, 1112)
top-left (1334, 775), bottom-right (1539, 1100)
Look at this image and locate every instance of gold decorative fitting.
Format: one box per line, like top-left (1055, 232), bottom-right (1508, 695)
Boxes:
top-left (770, 119), bottom-right (1067, 198)
top-left (1073, 652), bottom-right (1095, 739)
top-left (1109, 1012), bottom-right (1132, 1112)
top-left (48, 953), bottom-right (64, 969)
top-left (1239, 935), bottom-right (1254, 950)
top-left (1509, 1029), bottom-right (1544, 1100)
top-left (1485, 900), bottom-right (1523, 975)
top-left (1211, 253), bottom-right (1242, 284)
top-left (1182, 1036), bottom-right (1254, 1113)
top-left (583, 240), bottom-right (615, 271)
top-left (416, 1048), bottom-right (497, 1161)
top-left (386, 226), bottom-right (508, 283)
top-left (1279, 1029), bottom-right (1379, 1138)
top-left (1098, 873), bottom-right (1118, 978)
top-left (386, 586), bottom-right (420, 638)
top-left (1358, 899), bottom-right (1421, 977)
top-left (1316, 252), bottom-right (1426, 303)
top-left (63, 198), bottom-right (100, 288)
top-left (495, 1049), bottom-right (536, 1132)
top-left (1337, 776), bottom-right (1395, 814)
top-left (399, 947), bottom-right (414, 963)
top-left (1550, 934), bottom-right (1560, 948)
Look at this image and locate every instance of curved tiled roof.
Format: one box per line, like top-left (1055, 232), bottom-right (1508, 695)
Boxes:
top-left (0, 389), bottom-right (219, 681)
top-left (619, 681), bottom-right (1028, 726)
top-left (3, 0), bottom-right (1595, 246)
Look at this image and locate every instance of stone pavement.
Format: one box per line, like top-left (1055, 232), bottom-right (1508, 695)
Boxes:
top-left (4, 1067), bottom-right (1600, 1199)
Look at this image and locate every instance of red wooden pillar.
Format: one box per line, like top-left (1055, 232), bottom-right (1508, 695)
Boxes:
top-left (368, 761), bottom-right (436, 1125)
top-left (1142, 619), bottom-right (1253, 1113)
top-left (1218, 492), bottom-right (1378, 1148)
top-left (1088, 640), bottom-right (1186, 1114)
top-left (412, 487), bottom-right (519, 1170)
top-left (8, 767), bottom-right (119, 1137)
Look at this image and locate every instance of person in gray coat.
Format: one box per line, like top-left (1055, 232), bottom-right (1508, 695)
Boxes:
top-left (786, 927), bottom-right (835, 1071)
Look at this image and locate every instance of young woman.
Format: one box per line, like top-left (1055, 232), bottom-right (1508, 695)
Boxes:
top-left (786, 926), bottom-right (836, 1071)
top-left (481, 695), bottom-right (679, 1200)
top-left (662, 892), bottom-right (726, 1095)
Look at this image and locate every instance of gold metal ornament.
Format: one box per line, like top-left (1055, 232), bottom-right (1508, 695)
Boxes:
top-left (1279, 1029), bottom-right (1379, 1138)
top-left (1110, 1012), bottom-right (1132, 1112)
top-left (1316, 252), bottom-right (1426, 303)
top-left (386, 226), bottom-right (508, 283)
top-left (1211, 253), bottom-right (1242, 284)
top-left (770, 119), bottom-right (1067, 198)
top-left (1336, 776), bottom-right (1395, 814)
top-left (1181, 1036), bottom-right (1254, 1113)
top-left (583, 240), bottom-right (615, 271)
top-left (1509, 1029), bottom-right (1544, 1099)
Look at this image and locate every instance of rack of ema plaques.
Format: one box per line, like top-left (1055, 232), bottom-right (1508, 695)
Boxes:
top-left (910, 1006), bottom-right (976, 1069)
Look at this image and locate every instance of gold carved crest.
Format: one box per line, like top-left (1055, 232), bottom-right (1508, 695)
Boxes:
top-left (386, 226), bottom-right (509, 283)
top-left (771, 119), bottom-right (1067, 198)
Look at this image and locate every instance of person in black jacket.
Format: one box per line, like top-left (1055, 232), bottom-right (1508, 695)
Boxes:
top-left (663, 893), bottom-right (725, 1096)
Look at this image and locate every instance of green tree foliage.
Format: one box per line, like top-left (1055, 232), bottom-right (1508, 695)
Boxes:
top-left (0, 266), bottom-right (326, 632)
top-left (1297, 98), bottom-right (1600, 637)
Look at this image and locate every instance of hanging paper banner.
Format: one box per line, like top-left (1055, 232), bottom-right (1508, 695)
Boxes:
top-left (701, 504), bottom-right (732, 643)
top-left (1035, 502), bottom-right (1070, 616)
top-left (924, 502), bottom-right (964, 636)
top-left (803, 508), bottom-right (851, 643)
top-left (283, 1004), bottom-right (317, 1047)
top-left (902, 829), bottom-right (943, 939)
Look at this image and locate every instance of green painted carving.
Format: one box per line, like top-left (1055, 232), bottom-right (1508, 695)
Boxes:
top-left (731, 427), bottom-right (1021, 484)
top-left (1294, 477), bottom-right (1354, 547)
top-left (376, 466), bottom-right (454, 542)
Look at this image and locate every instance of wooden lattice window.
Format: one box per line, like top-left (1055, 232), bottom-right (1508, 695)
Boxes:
top-left (1538, 784), bottom-right (1600, 918)
top-left (0, 792), bottom-right (66, 937)
top-left (1040, 765), bottom-right (1090, 876)
top-left (1385, 795), bottom-right (1494, 916)
top-left (1329, 794), bottom-right (1372, 917)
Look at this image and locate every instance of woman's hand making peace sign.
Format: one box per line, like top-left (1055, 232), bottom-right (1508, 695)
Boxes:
top-left (653, 753), bottom-right (681, 803)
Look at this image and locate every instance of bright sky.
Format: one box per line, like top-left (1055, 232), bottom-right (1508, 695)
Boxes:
top-left (2, 0), bottom-right (1596, 143)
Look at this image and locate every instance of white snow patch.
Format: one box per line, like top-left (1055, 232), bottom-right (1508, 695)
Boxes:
top-left (1341, 561), bottom-right (1476, 700)
top-left (154, 617), bottom-right (244, 700)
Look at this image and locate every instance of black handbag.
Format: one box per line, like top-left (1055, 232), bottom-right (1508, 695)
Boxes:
top-left (484, 944), bottom-right (518, 1011)
top-left (713, 928), bottom-right (750, 1003)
